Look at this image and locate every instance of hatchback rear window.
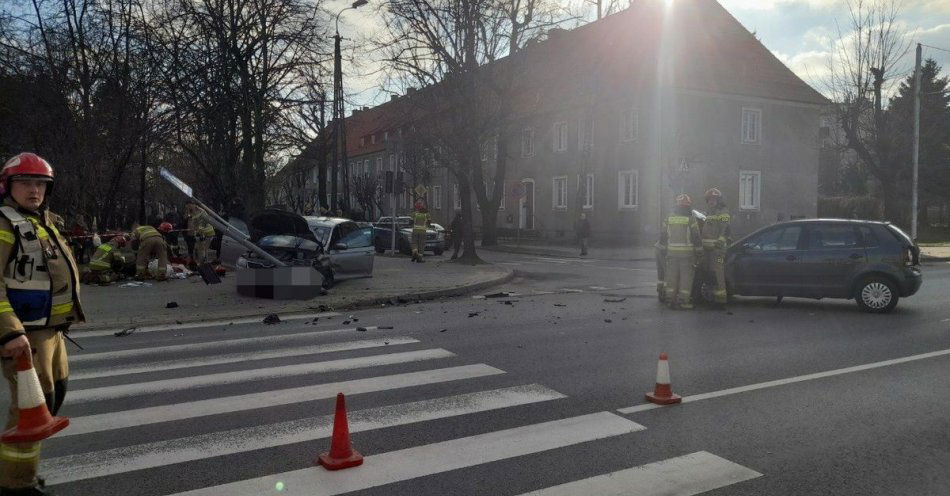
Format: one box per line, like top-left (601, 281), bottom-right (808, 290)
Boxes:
top-left (808, 225), bottom-right (859, 249)
top-left (885, 224), bottom-right (914, 246)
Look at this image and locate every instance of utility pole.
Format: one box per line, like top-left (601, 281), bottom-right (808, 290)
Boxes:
top-left (331, 0), bottom-right (367, 215)
top-left (912, 43), bottom-right (922, 240)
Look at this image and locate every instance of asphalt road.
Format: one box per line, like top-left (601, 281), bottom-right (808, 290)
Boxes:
top-left (19, 250), bottom-right (950, 495)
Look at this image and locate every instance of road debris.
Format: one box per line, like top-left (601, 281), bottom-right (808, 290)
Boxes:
top-left (114, 327), bottom-right (136, 337)
top-left (342, 320), bottom-right (351, 325)
top-left (166, 302), bottom-right (179, 309)
top-left (468, 312), bottom-right (479, 318)
top-left (378, 326), bottom-right (394, 330)
top-left (356, 327), bottom-right (368, 332)
top-left (553, 304), bottom-right (567, 307)
top-left (263, 314), bottom-right (281, 325)
top-left (603, 298), bottom-right (627, 303)
top-left (604, 319), bottom-right (613, 323)
top-left (439, 328), bottom-right (448, 332)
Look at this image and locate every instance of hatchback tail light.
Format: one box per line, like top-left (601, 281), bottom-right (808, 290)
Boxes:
top-left (903, 247), bottom-right (917, 266)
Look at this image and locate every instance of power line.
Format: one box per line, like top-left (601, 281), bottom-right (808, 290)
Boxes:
top-left (921, 43), bottom-right (950, 55)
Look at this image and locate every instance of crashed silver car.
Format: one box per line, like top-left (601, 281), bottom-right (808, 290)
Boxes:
top-left (221, 210), bottom-right (374, 288)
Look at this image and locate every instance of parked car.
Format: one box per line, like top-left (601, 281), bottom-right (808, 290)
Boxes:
top-left (373, 216), bottom-right (445, 255)
top-left (222, 210), bottom-right (375, 288)
top-left (723, 219), bottom-right (921, 313)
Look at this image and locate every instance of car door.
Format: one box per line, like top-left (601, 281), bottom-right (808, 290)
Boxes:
top-left (730, 225), bottom-right (805, 296)
top-left (337, 226), bottom-right (375, 277)
top-left (798, 224), bottom-right (866, 298)
top-left (326, 222), bottom-right (356, 278)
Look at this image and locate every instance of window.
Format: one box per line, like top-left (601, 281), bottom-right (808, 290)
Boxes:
top-left (522, 128), bottom-right (535, 157)
top-left (454, 184), bottom-right (461, 210)
top-left (578, 116), bottom-right (594, 151)
top-left (582, 174), bottom-right (594, 209)
top-left (747, 226), bottom-right (802, 251)
top-left (859, 226), bottom-right (880, 248)
top-left (383, 131), bottom-right (389, 142)
top-left (808, 225), bottom-right (860, 249)
top-left (363, 160), bottom-right (370, 176)
top-left (376, 157), bottom-right (382, 174)
top-left (552, 176), bottom-right (567, 209)
top-left (618, 170), bottom-right (638, 209)
top-left (432, 185), bottom-right (443, 209)
top-left (371, 134), bottom-right (376, 144)
top-left (389, 154), bottom-right (396, 170)
top-left (339, 226), bottom-right (374, 248)
top-left (553, 122), bottom-right (568, 152)
top-left (741, 107), bottom-right (762, 144)
top-left (481, 136), bottom-right (497, 162)
top-left (739, 171), bottom-right (761, 210)
top-left (360, 137), bottom-right (366, 147)
top-left (621, 106), bottom-right (638, 142)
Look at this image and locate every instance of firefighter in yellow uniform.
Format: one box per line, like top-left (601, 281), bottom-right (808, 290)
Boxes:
top-left (0, 152), bottom-right (85, 495)
top-left (410, 200), bottom-right (430, 263)
top-left (190, 207), bottom-right (215, 265)
top-left (84, 235), bottom-right (128, 285)
top-left (701, 188), bottom-right (731, 306)
top-left (659, 194), bottom-right (701, 309)
top-left (131, 222), bottom-right (168, 281)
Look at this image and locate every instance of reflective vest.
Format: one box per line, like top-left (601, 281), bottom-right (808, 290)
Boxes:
top-left (412, 212), bottom-right (429, 233)
top-left (665, 214), bottom-right (698, 256)
top-left (89, 241), bottom-right (122, 271)
top-left (136, 225), bottom-right (162, 240)
top-left (0, 206), bottom-right (74, 328)
top-left (701, 205), bottom-right (731, 249)
top-left (192, 212), bottom-right (215, 238)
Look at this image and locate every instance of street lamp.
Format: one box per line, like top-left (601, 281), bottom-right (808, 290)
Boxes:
top-left (331, 0), bottom-right (368, 214)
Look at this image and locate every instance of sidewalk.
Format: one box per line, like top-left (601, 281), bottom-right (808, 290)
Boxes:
top-left (920, 245), bottom-right (950, 261)
top-left (73, 255), bottom-right (512, 332)
top-left (479, 240), bottom-right (655, 261)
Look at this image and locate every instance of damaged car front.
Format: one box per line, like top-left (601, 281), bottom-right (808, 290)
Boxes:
top-left (233, 209), bottom-right (334, 287)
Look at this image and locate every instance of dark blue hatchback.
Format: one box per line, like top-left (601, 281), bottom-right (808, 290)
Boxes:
top-left (725, 219), bottom-right (922, 313)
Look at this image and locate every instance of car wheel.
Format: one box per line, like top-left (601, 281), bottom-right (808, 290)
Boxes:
top-left (433, 248), bottom-right (444, 256)
top-left (375, 246), bottom-right (385, 254)
top-left (398, 239), bottom-right (411, 255)
top-left (855, 276), bottom-right (898, 313)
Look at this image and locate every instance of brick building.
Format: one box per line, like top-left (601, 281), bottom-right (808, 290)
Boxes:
top-left (308, 0), bottom-right (828, 242)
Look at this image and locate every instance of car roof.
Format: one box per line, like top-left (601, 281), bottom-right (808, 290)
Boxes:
top-left (779, 218), bottom-right (890, 226)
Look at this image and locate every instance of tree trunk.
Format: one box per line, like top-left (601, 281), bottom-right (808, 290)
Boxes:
top-left (455, 160), bottom-right (482, 264)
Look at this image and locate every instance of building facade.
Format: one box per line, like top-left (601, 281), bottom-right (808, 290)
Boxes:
top-left (309, 0), bottom-right (827, 242)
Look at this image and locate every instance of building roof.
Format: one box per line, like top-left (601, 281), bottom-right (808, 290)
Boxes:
top-left (337, 0), bottom-right (828, 158)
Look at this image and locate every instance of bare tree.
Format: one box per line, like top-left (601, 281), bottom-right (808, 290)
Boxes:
top-left (828, 0), bottom-right (913, 226)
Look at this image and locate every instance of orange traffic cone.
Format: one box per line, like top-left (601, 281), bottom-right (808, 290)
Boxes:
top-left (645, 352), bottom-right (682, 405)
top-left (316, 393), bottom-right (363, 470)
top-left (1, 354), bottom-right (69, 443)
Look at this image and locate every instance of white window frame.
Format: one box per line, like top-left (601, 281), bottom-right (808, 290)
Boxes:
top-left (578, 116), bottom-right (594, 151)
top-left (553, 122), bottom-right (568, 152)
top-left (552, 176), bottom-right (568, 209)
top-left (360, 137), bottom-right (365, 147)
top-left (432, 185), bottom-right (443, 209)
top-left (371, 134), bottom-right (376, 144)
top-left (739, 170), bottom-right (761, 210)
top-left (741, 107), bottom-right (762, 144)
top-left (582, 174), bottom-right (594, 209)
top-left (383, 131), bottom-right (389, 142)
top-left (620, 106), bottom-right (638, 143)
top-left (376, 157), bottom-right (382, 174)
top-left (363, 160), bottom-right (370, 176)
top-left (389, 153), bottom-right (396, 171)
top-left (618, 170), bottom-right (639, 210)
top-left (522, 128), bottom-right (535, 157)
top-left (454, 184), bottom-right (461, 210)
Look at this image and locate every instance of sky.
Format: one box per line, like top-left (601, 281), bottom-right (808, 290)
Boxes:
top-left (718, 0), bottom-right (950, 92)
top-left (338, 0), bottom-right (950, 107)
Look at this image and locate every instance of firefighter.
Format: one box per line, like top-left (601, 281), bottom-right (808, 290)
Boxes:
top-left (85, 235), bottom-right (128, 285)
top-left (659, 194), bottom-right (701, 309)
top-left (189, 206), bottom-right (215, 266)
top-left (410, 200), bottom-right (430, 263)
top-left (701, 188), bottom-right (731, 306)
top-left (0, 152), bottom-right (85, 495)
top-left (131, 221), bottom-right (168, 281)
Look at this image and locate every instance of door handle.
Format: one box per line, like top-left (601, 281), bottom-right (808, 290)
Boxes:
top-left (786, 255), bottom-right (797, 262)
top-left (849, 253), bottom-right (862, 260)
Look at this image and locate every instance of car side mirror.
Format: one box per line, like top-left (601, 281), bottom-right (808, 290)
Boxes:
top-left (332, 242), bottom-right (348, 251)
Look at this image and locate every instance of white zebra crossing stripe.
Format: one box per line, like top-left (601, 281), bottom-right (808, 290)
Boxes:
top-left (68, 348), bottom-right (456, 403)
top-left (57, 364), bottom-right (504, 437)
top-left (76, 312), bottom-right (342, 338)
top-left (515, 451), bottom-right (762, 495)
top-left (71, 337), bottom-right (419, 380)
top-left (71, 326), bottom-right (383, 363)
top-left (168, 412), bottom-right (646, 496)
top-left (42, 384), bottom-right (566, 484)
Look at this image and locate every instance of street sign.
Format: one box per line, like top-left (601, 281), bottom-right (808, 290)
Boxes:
top-left (511, 183), bottom-right (526, 199)
top-left (160, 168), bottom-right (193, 198)
top-left (414, 184), bottom-right (428, 196)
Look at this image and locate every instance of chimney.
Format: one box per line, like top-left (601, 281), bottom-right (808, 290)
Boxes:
top-left (362, 106), bottom-right (370, 111)
top-left (390, 94), bottom-right (398, 102)
top-left (351, 108), bottom-right (360, 116)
